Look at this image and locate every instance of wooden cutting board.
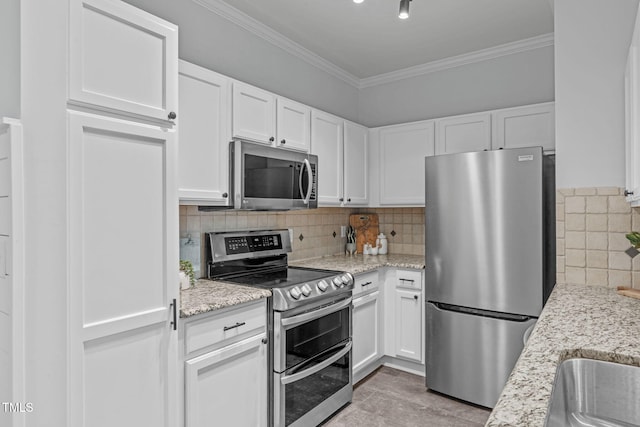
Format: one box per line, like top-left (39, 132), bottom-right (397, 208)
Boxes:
top-left (617, 286), bottom-right (640, 300)
top-left (349, 214), bottom-right (379, 254)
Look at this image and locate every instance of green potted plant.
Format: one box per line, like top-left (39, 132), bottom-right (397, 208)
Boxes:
top-left (179, 260), bottom-right (195, 290)
top-left (626, 231), bottom-right (640, 248)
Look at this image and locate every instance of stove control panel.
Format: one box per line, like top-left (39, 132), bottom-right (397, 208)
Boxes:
top-left (279, 272), bottom-right (354, 309)
top-left (224, 234), bottom-right (283, 255)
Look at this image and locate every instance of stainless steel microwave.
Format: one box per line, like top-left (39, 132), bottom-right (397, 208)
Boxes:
top-left (230, 139), bottom-right (318, 210)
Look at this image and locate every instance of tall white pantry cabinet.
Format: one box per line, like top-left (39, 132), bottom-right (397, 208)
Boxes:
top-left (22, 0), bottom-right (179, 426)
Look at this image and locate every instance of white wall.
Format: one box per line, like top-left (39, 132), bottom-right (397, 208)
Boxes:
top-left (358, 46), bottom-right (555, 127)
top-left (555, 0), bottom-right (639, 188)
top-left (0, 0), bottom-right (20, 118)
top-left (123, 0), bottom-right (360, 123)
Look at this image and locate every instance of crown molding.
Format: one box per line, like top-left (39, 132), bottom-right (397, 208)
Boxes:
top-left (193, 0), bottom-right (361, 87)
top-left (358, 33), bottom-right (555, 88)
top-left (193, 0), bottom-right (554, 90)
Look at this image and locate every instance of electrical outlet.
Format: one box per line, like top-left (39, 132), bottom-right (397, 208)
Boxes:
top-left (340, 225), bottom-right (346, 237)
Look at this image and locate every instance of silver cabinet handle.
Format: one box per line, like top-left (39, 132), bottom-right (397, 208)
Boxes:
top-left (223, 321), bottom-right (246, 331)
top-left (361, 281), bottom-right (372, 287)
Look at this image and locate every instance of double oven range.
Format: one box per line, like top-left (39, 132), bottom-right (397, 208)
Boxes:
top-left (207, 229), bottom-right (354, 427)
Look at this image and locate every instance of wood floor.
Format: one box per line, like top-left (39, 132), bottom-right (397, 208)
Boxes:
top-left (322, 366), bottom-right (491, 427)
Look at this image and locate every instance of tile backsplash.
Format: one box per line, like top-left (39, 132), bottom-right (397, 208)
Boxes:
top-left (180, 206), bottom-right (425, 278)
top-left (556, 187), bottom-right (640, 288)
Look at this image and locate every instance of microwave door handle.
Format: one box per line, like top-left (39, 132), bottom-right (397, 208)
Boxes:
top-left (299, 158), bottom-right (312, 205)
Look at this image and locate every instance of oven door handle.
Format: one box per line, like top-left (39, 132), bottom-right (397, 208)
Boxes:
top-left (280, 297), bottom-right (352, 328)
top-left (280, 340), bottom-right (352, 385)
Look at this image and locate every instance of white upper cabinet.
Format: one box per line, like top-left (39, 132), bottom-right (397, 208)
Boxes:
top-left (625, 8), bottom-right (640, 206)
top-left (492, 103), bottom-right (555, 152)
top-left (311, 110), bottom-right (344, 205)
top-left (69, 0), bottom-right (178, 122)
top-left (435, 112), bottom-right (492, 155)
top-left (232, 82), bottom-right (276, 145)
top-left (178, 61), bottom-right (231, 206)
top-left (276, 97), bottom-right (311, 152)
top-left (343, 121), bottom-right (369, 206)
top-left (232, 82), bottom-right (310, 152)
top-left (378, 121), bottom-right (435, 205)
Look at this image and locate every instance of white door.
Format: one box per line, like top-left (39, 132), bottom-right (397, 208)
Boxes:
top-left (492, 103), bottom-right (555, 151)
top-left (232, 82), bottom-right (276, 144)
top-left (178, 61), bottom-right (231, 205)
top-left (379, 121), bottom-right (435, 205)
top-left (394, 288), bottom-right (422, 363)
top-left (185, 334), bottom-right (267, 427)
top-left (311, 110), bottom-right (344, 205)
top-left (68, 112), bottom-right (178, 427)
top-left (343, 121), bottom-right (368, 206)
top-left (69, 0), bottom-right (178, 122)
top-left (276, 97), bottom-right (310, 152)
top-left (353, 291), bottom-right (380, 377)
top-left (435, 113), bottom-right (491, 155)
top-left (0, 119), bottom-right (25, 427)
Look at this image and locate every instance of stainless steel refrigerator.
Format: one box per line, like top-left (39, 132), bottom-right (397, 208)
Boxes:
top-left (425, 146), bottom-right (555, 408)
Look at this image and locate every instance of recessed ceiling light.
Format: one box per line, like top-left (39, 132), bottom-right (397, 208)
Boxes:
top-left (353, 0), bottom-right (364, 3)
top-left (399, 0), bottom-right (411, 19)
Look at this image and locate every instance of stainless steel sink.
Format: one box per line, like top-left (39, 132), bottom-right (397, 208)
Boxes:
top-left (545, 358), bottom-right (640, 427)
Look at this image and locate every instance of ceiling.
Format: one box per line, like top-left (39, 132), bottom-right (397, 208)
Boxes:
top-left (211, 0), bottom-right (554, 81)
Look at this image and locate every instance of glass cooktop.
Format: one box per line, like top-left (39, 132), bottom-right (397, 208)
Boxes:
top-left (223, 266), bottom-right (339, 289)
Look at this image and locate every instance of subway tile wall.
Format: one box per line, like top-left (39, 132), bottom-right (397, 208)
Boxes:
top-left (556, 188), bottom-right (640, 288)
top-left (180, 206), bottom-right (425, 278)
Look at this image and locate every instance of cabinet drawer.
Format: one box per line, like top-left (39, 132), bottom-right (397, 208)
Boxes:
top-left (184, 300), bottom-right (266, 356)
top-left (396, 270), bottom-right (422, 290)
top-left (352, 271), bottom-right (378, 296)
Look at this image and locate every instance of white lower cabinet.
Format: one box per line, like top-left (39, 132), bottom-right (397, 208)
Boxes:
top-left (390, 269), bottom-right (424, 364)
top-left (185, 334), bottom-right (267, 427)
top-left (394, 288), bottom-right (422, 363)
top-left (352, 272), bottom-right (381, 383)
top-left (353, 291), bottom-right (380, 377)
top-left (181, 300), bottom-right (268, 427)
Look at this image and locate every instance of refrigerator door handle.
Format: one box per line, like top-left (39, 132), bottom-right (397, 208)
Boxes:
top-left (430, 302), bottom-right (535, 322)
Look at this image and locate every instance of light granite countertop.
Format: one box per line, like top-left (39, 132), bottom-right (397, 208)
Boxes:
top-left (486, 283), bottom-right (640, 427)
top-left (180, 254), bottom-right (424, 318)
top-left (290, 253), bottom-right (425, 275)
top-left (180, 279), bottom-right (271, 318)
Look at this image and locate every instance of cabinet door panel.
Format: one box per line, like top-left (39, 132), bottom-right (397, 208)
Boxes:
top-left (394, 289), bottom-right (422, 363)
top-left (344, 121), bottom-right (368, 205)
top-left (435, 113), bottom-right (491, 155)
top-left (178, 61), bottom-right (231, 205)
top-left (379, 121), bottom-right (434, 205)
top-left (277, 97), bottom-right (310, 152)
top-left (68, 112), bottom-right (178, 427)
top-left (185, 334), bottom-right (267, 427)
top-left (69, 0), bottom-right (178, 121)
top-left (353, 291), bottom-right (380, 375)
top-left (232, 82), bottom-right (275, 144)
top-left (311, 110), bottom-right (344, 205)
top-left (493, 103), bottom-right (555, 151)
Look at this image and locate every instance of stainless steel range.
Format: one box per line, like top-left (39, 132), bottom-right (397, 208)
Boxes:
top-left (207, 229), bottom-right (354, 427)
